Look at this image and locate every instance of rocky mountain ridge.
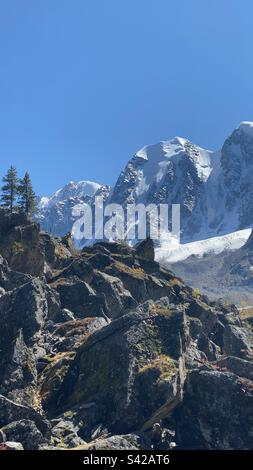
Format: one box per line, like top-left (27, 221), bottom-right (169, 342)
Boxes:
top-left (37, 181), bottom-right (111, 239)
top-left (37, 122), bottom-right (253, 248)
top-left (0, 210), bottom-right (253, 450)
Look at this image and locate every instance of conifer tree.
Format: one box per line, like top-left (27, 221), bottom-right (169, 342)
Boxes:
top-left (18, 171), bottom-right (37, 216)
top-left (1, 165), bottom-right (18, 213)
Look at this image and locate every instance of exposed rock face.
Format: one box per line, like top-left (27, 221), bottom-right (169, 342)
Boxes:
top-left (0, 395), bottom-right (50, 437)
top-left (74, 433), bottom-right (150, 450)
top-left (135, 238), bottom-right (155, 262)
top-left (176, 369), bottom-right (253, 450)
top-left (220, 124), bottom-right (253, 229)
top-left (0, 279), bottom-right (49, 406)
top-left (59, 299), bottom-right (187, 434)
top-left (1, 420), bottom-right (46, 450)
top-left (36, 181), bottom-right (111, 238)
top-left (0, 212), bottom-right (253, 450)
top-left (37, 122), bottom-right (253, 247)
top-left (0, 441), bottom-right (24, 451)
top-left (0, 209), bottom-right (44, 276)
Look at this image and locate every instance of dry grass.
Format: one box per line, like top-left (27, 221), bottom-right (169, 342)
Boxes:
top-left (49, 277), bottom-right (69, 288)
top-left (149, 303), bottom-right (173, 318)
top-left (54, 242), bottom-right (71, 260)
top-left (42, 352), bottom-right (74, 364)
top-left (108, 261), bottom-right (145, 279)
top-left (32, 389), bottom-right (43, 413)
top-left (191, 288), bottom-right (201, 299)
top-left (169, 277), bottom-right (184, 286)
top-left (239, 308), bottom-right (253, 321)
top-left (12, 241), bottom-right (24, 255)
top-left (138, 354), bottom-right (177, 380)
top-left (54, 318), bottom-right (95, 337)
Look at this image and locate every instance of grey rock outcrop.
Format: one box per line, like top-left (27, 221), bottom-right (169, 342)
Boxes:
top-left (0, 213), bottom-right (253, 450)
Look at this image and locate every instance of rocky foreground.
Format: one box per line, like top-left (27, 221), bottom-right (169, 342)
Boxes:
top-left (0, 209), bottom-right (253, 450)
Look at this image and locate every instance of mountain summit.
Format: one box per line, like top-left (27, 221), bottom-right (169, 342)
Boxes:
top-left (37, 122), bottom-right (253, 245)
top-left (37, 181), bottom-right (111, 237)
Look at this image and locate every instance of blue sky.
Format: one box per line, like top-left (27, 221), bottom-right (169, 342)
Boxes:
top-left (0, 0), bottom-right (252, 195)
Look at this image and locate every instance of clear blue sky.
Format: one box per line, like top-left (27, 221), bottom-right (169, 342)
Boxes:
top-left (0, 0), bottom-right (252, 195)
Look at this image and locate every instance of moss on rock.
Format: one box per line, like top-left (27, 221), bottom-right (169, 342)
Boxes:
top-left (40, 352), bottom-right (76, 414)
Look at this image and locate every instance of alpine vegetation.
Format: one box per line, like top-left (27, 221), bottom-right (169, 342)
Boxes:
top-left (0, 166), bottom-right (37, 216)
top-left (0, 166), bottom-right (19, 214)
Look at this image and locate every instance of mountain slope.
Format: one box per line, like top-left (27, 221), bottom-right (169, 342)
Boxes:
top-left (156, 228), bottom-right (251, 263)
top-left (109, 137), bottom-right (216, 239)
top-left (37, 181), bottom-right (111, 237)
top-left (160, 228), bottom-right (253, 305)
top-left (36, 122), bottom-right (253, 251)
top-left (109, 121), bottom-right (253, 242)
top-left (0, 212), bottom-right (253, 450)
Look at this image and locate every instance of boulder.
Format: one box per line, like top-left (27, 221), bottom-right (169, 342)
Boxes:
top-left (51, 316), bottom-right (108, 353)
top-left (51, 277), bottom-right (106, 317)
top-left (91, 271), bottom-right (137, 319)
top-left (51, 419), bottom-right (85, 448)
top-left (135, 238), bottom-right (155, 262)
top-left (0, 218), bottom-right (45, 276)
top-left (0, 395), bottom-right (50, 437)
top-left (0, 279), bottom-right (48, 348)
top-left (58, 298), bottom-right (187, 434)
top-left (0, 329), bottom-right (37, 406)
top-left (216, 356), bottom-right (253, 381)
top-left (175, 369), bottom-right (253, 449)
top-left (76, 433), bottom-right (150, 450)
top-left (39, 352), bottom-right (76, 414)
top-left (39, 232), bottom-right (72, 269)
top-left (52, 258), bottom-right (94, 284)
top-left (1, 420), bottom-right (45, 450)
top-left (0, 441), bottom-right (24, 450)
top-left (0, 279), bottom-right (49, 404)
top-left (223, 324), bottom-right (253, 360)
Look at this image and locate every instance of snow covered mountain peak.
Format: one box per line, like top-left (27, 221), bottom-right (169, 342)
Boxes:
top-left (109, 135), bottom-right (215, 212)
top-left (135, 136), bottom-right (187, 159)
top-left (134, 137), bottom-right (213, 183)
top-left (238, 121), bottom-right (253, 137)
top-left (37, 122), bottom-right (253, 249)
top-left (39, 180), bottom-right (102, 211)
top-left (36, 180), bottom-right (111, 236)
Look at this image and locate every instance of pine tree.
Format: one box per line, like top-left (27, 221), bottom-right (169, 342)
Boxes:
top-left (1, 165), bottom-right (18, 213)
top-left (18, 172), bottom-right (37, 216)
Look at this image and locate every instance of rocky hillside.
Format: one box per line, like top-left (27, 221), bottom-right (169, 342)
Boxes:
top-left (0, 209), bottom-right (253, 450)
top-left (164, 228), bottom-right (253, 306)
